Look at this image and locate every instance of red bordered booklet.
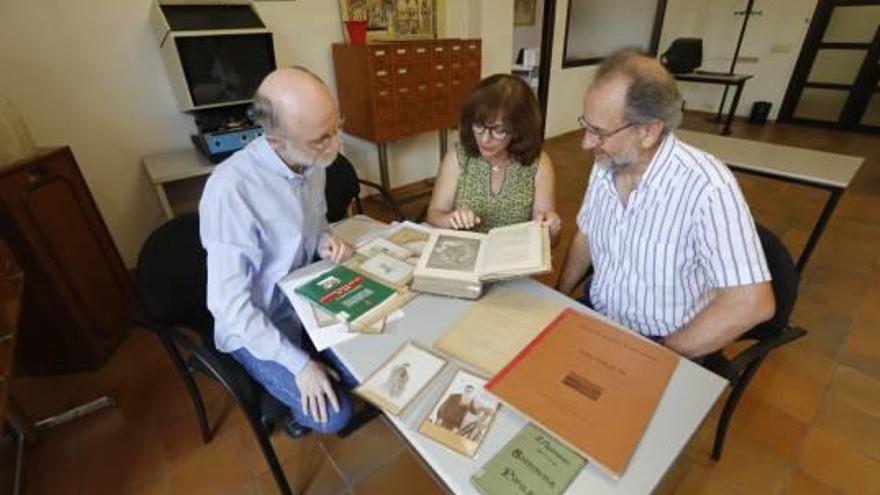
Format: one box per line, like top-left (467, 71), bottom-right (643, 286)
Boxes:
top-left (485, 308), bottom-right (680, 478)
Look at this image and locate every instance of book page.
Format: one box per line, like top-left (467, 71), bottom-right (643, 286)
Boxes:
top-left (434, 286), bottom-right (564, 375)
top-left (414, 229), bottom-right (486, 283)
top-left (481, 222), bottom-right (542, 276)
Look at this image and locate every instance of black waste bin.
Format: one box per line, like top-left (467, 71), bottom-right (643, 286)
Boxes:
top-left (749, 101), bottom-right (772, 125)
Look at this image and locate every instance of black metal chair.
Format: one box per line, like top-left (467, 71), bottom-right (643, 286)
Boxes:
top-left (134, 213), bottom-right (298, 494)
top-left (325, 154), bottom-right (405, 222)
top-left (700, 224), bottom-right (806, 460)
top-left (133, 154), bottom-right (385, 495)
top-left (573, 224), bottom-right (806, 461)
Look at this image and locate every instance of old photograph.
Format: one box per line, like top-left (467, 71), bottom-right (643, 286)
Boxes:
top-left (355, 341), bottom-right (446, 415)
top-left (386, 225), bottom-right (431, 256)
top-left (359, 252), bottom-right (415, 286)
top-left (425, 235), bottom-right (481, 272)
top-left (356, 236), bottom-right (413, 260)
top-left (418, 370), bottom-right (500, 458)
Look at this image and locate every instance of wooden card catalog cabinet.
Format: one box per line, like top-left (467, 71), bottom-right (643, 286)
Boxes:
top-left (333, 39), bottom-right (482, 143)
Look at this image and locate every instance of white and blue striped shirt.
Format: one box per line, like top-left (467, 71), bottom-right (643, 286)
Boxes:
top-left (576, 133), bottom-right (770, 337)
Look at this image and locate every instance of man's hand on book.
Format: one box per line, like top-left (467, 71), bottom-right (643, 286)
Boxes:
top-left (447, 208), bottom-right (481, 230)
top-left (295, 360), bottom-right (341, 424)
top-left (319, 235), bottom-right (353, 263)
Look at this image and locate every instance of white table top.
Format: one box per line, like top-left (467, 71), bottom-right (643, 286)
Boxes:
top-left (332, 279), bottom-right (727, 494)
top-left (677, 130), bottom-right (863, 189)
top-left (143, 148), bottom-right (215, 184)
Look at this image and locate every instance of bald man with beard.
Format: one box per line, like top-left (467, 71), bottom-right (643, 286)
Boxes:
top-left (200, 67), bottom-right (355, 435)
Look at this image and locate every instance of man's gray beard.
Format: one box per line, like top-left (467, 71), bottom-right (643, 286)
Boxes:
top-left (284, 141), bottom-right (339, 169)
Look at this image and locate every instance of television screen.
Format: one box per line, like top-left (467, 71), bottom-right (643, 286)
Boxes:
top-left (176, 33), bottom-right (276, 108)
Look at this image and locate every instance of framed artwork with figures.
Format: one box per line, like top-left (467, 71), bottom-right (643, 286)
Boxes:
top-left (514, 0), bottom-right (537, 26)
top-left (339, 0), bottom-right (438, 40)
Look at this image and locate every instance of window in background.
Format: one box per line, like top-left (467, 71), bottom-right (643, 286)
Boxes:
top-left (562, 0), bottom-right (668, 67)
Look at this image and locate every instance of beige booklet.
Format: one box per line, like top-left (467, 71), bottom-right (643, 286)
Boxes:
top-left (434, 286), bottom-right (565, 375)
top-left (413, 222), bottom-right (551, 296)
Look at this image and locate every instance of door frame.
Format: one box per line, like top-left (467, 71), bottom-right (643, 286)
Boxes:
top-left (778, 0), bottom-right (880, 133)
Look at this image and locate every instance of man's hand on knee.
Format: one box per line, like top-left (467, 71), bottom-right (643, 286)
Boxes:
top-left (295, 360), bottom-right (341, 424)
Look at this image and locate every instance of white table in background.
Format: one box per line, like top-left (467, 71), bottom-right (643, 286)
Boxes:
top-left (332, 279), bottom-right (727, 494)
top-left (143, 148), bottom-right (215, 219)
top-left (677, 130), bottom-right (863, 273)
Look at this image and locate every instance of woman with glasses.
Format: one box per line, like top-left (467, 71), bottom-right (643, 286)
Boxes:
top-left (425, 74), bottom-right (561, 243)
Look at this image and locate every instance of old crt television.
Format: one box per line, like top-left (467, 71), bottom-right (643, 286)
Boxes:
top-left (150, 0), bottom-right (276, 111)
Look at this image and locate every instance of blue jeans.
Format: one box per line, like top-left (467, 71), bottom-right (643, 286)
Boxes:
top-left (232, 292), bottom-right (357, 434)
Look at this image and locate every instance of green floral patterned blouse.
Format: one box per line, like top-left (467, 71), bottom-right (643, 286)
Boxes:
top-left (453, 146), bottom-right (538, 233)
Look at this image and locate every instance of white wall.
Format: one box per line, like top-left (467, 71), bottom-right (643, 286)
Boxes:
top-left (543, 0), bottom-right (817, 137)
top-left (544, 0), bottom-right (598, 137)
top-left (0, 0), bottom-right (514, 266)
top-left (658, 0), bottom-right (817, 120)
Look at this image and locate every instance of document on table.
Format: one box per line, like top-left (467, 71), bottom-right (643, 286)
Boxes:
top-left (433, 285), bottom-right (564, 376)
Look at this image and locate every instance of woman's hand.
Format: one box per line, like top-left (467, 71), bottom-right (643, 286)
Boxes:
top-left (446, 208), bottom-right (482, 230)
top-left (534, 211), bottom-right (562, 238)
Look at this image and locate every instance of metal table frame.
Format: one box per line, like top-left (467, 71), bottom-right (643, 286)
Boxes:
top-left (374, 128), bottom-right (448, 220)
top-left (674, 72), bottom-right (754, 135)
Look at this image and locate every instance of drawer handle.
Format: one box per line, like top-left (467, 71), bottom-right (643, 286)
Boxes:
top-left (26, 165), bottom-right (51, 187)
top-left (397, 68), bottom-right (408, 74)
top-left (399, 88), bottom-right (409, 93)
top-left (416, 48), bottom-right (426, 53)
top-left (396, 48), bottom-right (406, 54)
top-left (435, 47), bottom-right (444, 52)
top-left (374, 50), bottom-right (386, 56)
top-left (379, 90), bottom-right (390, 96)
top-left (435, 65), bottom-right (444, 70)
top-left (376, 70), bottom-right (387, 77)
top-left (452, 46), bottom-right (461, 50)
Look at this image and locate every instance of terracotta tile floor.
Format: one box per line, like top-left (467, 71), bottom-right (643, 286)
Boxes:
top-left (10, 113), bottom-right (880, 495)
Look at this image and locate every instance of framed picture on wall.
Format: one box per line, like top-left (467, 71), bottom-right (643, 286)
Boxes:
top-left (514, 0), bottom-right (537, 26)
top-left (339, 0), bottom-right (438, 40)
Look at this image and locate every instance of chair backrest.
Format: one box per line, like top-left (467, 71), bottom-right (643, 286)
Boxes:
top-left (746, 224), bottom-right (799, 341)
top-left (324, 154), bottom-right (361, 223)
top-left (135, 213), bottom-right (213, 337)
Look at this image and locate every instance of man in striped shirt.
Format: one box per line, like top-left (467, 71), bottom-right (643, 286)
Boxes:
top-left (557, 49), bottom-right (775, 358)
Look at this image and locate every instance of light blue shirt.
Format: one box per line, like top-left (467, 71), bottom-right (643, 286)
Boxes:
top-left (199, 136), bottom-right (328, 375)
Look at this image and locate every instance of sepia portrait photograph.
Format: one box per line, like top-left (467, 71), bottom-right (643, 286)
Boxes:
top-left (355, 342), bottom-right (447, 415)
top-left (419, 370), bottom-right (501, 458)
top-left (425, 235), bottom-right (481, 272)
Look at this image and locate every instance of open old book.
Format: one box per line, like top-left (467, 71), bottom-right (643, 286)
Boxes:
top-left (412, 221), bottom-right (551, 299)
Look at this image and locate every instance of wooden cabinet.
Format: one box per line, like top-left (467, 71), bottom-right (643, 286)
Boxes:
top-left (333, 39), bottom-right (482, 143)
top-left (0, 147), bottom-right (133, 375)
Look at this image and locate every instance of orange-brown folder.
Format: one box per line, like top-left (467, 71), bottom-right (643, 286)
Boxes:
top-left (486, 308), bottom-right (680, 478)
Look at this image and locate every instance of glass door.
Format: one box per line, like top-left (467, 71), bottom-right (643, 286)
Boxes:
top-left (780, 0), bottom-right (880, 133)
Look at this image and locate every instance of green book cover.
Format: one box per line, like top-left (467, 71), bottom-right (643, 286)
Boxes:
top-left (294, 265), bottom-right (395, 324)
top-left (472, 423), bottom-right (586, 495)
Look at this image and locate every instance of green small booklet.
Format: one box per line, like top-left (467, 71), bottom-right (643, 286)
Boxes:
top-left (472, 423), bottom-right (586, 495)
top-left (294, 265), bottom-right (395, 328)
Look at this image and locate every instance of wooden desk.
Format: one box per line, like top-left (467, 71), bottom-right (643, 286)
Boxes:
top-left (674, 72), bottom-right (753, 135)
top-left (677, 130), bottom-right (864, 272)
top-left (331, 279), bottom-right (727, 494)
